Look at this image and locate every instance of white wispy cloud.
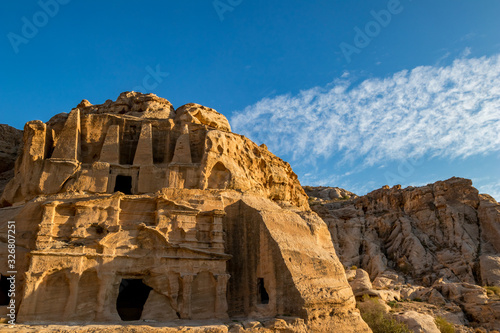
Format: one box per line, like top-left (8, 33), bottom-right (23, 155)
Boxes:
top-left (474, 178), bottom-right (500, 203)
top-left (231, 54), bottom-right (500, 167)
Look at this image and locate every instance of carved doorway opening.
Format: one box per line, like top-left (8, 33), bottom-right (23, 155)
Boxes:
top-left (257, 278), bottom-right (269, 304)
top-left (114, 175), bottom-right (133, 195)
top-left (116, 278), bottom-right (152, 321)
top-left (0, 275), bottom-right (10, 306)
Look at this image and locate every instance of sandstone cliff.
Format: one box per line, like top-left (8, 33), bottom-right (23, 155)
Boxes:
top-left (0, 92), bottom-right (369, 332)
top-left (0, 124), bottom-right (23, 195)
top-left (0, 92), bottom-right (307, 210)
top-left (306, 178), bottom-right (500, 330)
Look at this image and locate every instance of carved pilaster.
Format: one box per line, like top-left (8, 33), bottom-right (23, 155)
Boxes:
top-left (64, 272), bottom-right (80, 319)
top-left (133, 123), bottom-right (154, 166)
top-left (179, 274), bottom-right (194, 319)
top-left (35, 202), bottom-right (58, 249)
top-left (51, 108), bottom-right (81, 161)
top-left (95, 273), bottom-right (117, 321)
top-left (171, 123), bottom-right (192, 164)
top-left (215, 274), bottom-right (230, 318)
top-left (99, 125), bottom-right (120, 164)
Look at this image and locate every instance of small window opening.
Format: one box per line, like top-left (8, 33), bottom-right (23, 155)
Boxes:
top-left (0, 275), bottom-right (11, 306)
top-left (114, 175), bottom-right (133, 195)
top-left (257, 278), bottom-right (269, 304)
top-left (116, 278), bottom-right (152, 321)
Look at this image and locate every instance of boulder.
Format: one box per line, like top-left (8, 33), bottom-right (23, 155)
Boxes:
top-left (176, 103), bottom-right (232, 132)
top-left (394, 311), bottom-right (440, 333)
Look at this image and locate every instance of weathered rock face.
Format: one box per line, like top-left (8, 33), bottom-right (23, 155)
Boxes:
top-left (308, 177), bottom-right (500, 329)
top-left (0, 92), bottom-right (307, 210)
top-left (303, 186), bottom-right (357, 203)
top-left (0, 92), bottom-right (369, 332)
top-left (0, 124), bottom-right (23, 195)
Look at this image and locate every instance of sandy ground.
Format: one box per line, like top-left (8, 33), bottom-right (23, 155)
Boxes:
top-left (0, 320), bottom-right (235, 333)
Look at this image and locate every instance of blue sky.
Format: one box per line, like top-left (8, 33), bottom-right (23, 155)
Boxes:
top-left (1, 0), bottom-right (499, 199)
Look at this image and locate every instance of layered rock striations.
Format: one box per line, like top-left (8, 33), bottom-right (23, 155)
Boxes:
top-left (0, 124), bottom-right (23, 195)
top-left (0, 92), bottom-right (369, 332)
top-left (1, 92), bottom-right (307, 210)
top-left (307, 178), bottom-right (500, 329)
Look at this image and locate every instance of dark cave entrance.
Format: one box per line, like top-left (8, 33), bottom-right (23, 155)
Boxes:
top-left (0, 275), bottom-right (10, 306)
top-left (116, 279), bottom-right (152, 321)
top-left (257, 278), bottom-right (269, 304)
top-left (114, 175), bottom-right (133, 195)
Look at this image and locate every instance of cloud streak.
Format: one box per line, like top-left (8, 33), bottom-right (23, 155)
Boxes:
top-left (231, 54), bottom-right (500, 167)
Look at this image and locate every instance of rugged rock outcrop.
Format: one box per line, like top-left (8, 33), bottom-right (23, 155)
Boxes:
top-left (0, 92), bottom-right (307, 210)
top-left (304, 186), bottom-right (357, 203)
top-left (307, 178), bottom-right (500, 330)
top-left (0, 124), bottom-right (23, 195)
top-left (0, 92), bottom-right (369, 332)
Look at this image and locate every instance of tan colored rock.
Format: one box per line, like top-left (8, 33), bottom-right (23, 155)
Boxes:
top-left (77, 91), bottom-right (176, 119)
top-left (427, 289), bottom-right (447, 306)
top-left (480, 255), bottom-right (500, 287)
top-left (1, 93), bottom-right (308, 210)
top-left (394, 311), bottom-right (440, 333)
top-left (0, 124), bottom-right (23, 173)
top-left (349, 269), bottom-right (373, 294)
top-left (176, 103), bottom-right (231, 132)
top-left (372, 276), bottom-right (395, 289)
top-left (345, 269), bottom-right (357, 281)
top-left (303, 186), bottom-right (357, 202)
top-left (308, 178), bottom-right (500, 329)
top-left (434, 281), bottom-right (500, 329)
top-left (0, 124), bottom-right (23, 195)
top-left (0, 92), bottom-right (369, 332)
top-left (242, 320), bottom-right (262, 329)
top-left (349, 269), bottom-right (400, 302)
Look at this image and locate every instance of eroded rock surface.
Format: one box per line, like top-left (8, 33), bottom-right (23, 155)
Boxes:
top-left (0, 124), bottom-right (23, 195)
top-left (307, 178), bottom-right (500, 330)
top-left (1, 92), bottom-right (307, 210)
top-left (303, 186), bottom-right (357, 203)
top-left (0, 92), bottom-right (369, 332)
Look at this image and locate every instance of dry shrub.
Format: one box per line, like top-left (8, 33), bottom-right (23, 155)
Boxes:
top-left (357, 296), bottom-right (410, 333)
top-left (435, 316), bottom-right (455, 333)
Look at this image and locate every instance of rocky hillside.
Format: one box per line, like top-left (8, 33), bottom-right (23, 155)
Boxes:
top-left (0, 124), bottom-right (23, 194)
top-left (0, 92), bottom-right (369, 332)
top-left (303, 186), bottom-right (357, 203)
top-left (306, 178), bottom-right (500, 331)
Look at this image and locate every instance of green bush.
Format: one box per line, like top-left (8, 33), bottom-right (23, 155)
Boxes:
top-left (485, 285), bottom-right (500, 297)
top-left (387, 300), bottom-right (401, 309)
top-left (435, 316), bottom-right (455, 333)
top-left (357, 297), bottom-right (410, 333)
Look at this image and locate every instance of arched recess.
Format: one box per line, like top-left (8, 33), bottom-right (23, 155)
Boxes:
top-left (190, 271), bottom-right (216, 319)
top-left (207, 162), bottom-right (231, 189)
top-left (116, 279), bottom-right (152, 321)
top-left (74, 269), bottom-right (99, 320)
top-left (35, 270), bottom-right (70, 321)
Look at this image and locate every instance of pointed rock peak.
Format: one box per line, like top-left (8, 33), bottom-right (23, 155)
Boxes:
top-left (77, 99), bottom-right (93, 108)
